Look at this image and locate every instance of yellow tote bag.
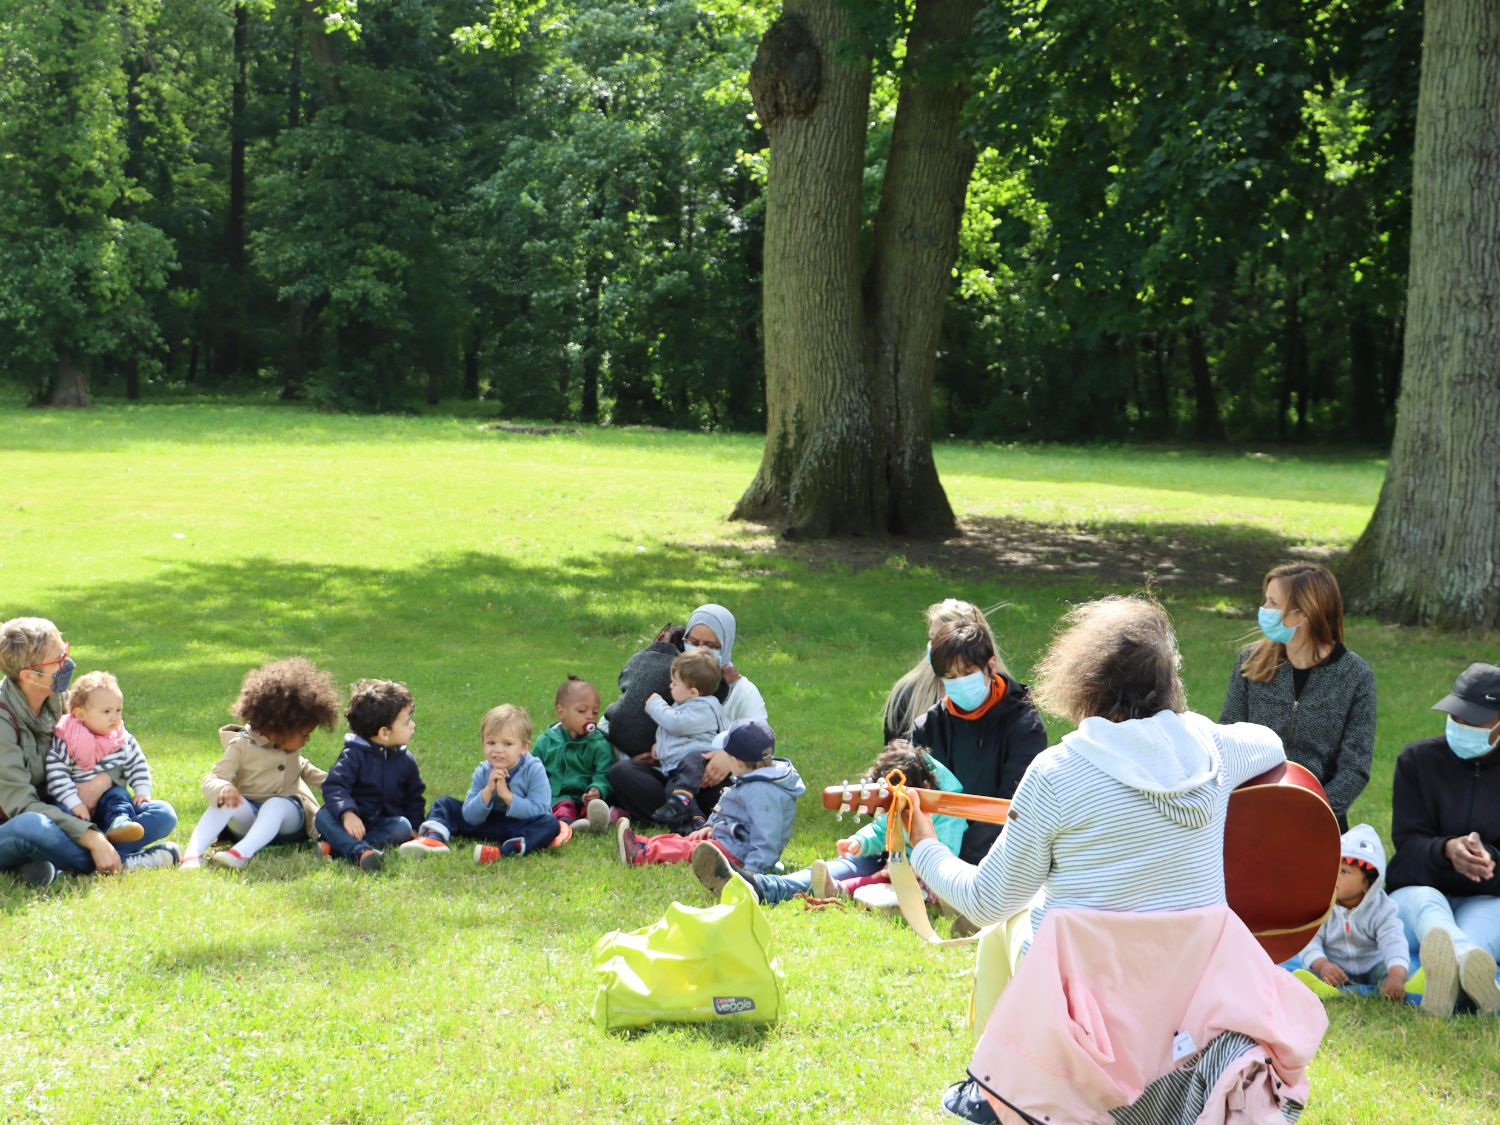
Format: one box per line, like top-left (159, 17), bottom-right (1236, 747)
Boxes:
top-left (592, 871), bottom-right (786, 1030)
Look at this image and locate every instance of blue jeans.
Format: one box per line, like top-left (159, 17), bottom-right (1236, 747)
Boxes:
top-left (0, 798), bottom-right (177, 873)
top-left (1390, 885), bottom-right (1500, 962)
top-left (94, 785), bottom-right (138, 831)
top-left (93, 787), bottom-right (177, 853)
top-left (751, 853), bottom-right (886, 904)
top-left (313, 807), bottom-right (412, 861)
top-left (421, 796), bottom-right (560, 852)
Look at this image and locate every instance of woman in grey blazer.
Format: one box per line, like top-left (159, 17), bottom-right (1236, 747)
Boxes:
top-left (1221, 562), bottom-right (1377, 830)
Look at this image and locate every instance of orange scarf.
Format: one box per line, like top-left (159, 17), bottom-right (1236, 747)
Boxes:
top-left (944, 673), bottom-right (1007, 720)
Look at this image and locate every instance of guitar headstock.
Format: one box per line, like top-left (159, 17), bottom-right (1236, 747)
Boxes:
top-left (820, 778), bottom-right (897, 821)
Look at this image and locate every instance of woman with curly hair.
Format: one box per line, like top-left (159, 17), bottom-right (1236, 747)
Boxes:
top-left (180, 657), bottom-right (343, 871)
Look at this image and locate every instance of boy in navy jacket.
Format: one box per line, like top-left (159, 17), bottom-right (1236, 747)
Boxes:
top-left (315, 679), bottom-right (427, 872)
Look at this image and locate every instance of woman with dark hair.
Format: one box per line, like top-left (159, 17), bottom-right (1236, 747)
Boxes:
top-left (1220, 562), bottom-right (1376, 830)
top-left (882, 599), bottom-right (1009, 744)
top-left (907, 595), bottom-right (1288, 1122)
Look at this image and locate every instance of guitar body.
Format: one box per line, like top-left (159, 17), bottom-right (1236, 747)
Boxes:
top-left (823, 758), bottom-right (1341, 961)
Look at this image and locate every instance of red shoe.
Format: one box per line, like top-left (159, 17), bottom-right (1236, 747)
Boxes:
top-left (317, 842), bottom-right (332, 859)
top-left (475, 845), bottom-right (501, 864)
top-left (398, 836), bottom-right (450, 857)
top-left (548, 820), bottom-right (573, 848)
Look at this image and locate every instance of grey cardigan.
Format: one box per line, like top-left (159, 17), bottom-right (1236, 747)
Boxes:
top-left (1220, 644), bottom-right (1377, 817)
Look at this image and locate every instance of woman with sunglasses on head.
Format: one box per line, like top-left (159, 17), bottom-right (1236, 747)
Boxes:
top-left (1220, 562), bottom-right (1377, 831)
top-left (0, 617), bottom-right (179, 887)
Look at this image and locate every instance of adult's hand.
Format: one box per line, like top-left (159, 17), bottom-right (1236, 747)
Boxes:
top-left (700, 749), bottom-right (734, 788)
top-left (74, 772), bottom-right (112, 813)
top-left (1445, 832), bottom-right (1495, 882)
top-left (632, 750), bottom-right (658, 766)
top-left (83, 829), bottom-right (122, 875)
top-left (907, 800), bottom-right (938, 847)
top-left (721, 662), bottom-right (742, 685)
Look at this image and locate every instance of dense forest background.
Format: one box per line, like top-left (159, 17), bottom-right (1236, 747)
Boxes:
top-left (0, 0), bottom-right (1419, 442)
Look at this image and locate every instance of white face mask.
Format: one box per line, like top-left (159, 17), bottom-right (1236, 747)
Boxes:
top-left (1447, 716), bottom-right (1498, 760)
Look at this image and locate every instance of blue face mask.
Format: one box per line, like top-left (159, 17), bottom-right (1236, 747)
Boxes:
top-left (1258, 607), bottom-right (1298, 645)
top-left (689, 644), bottom-right (722, 666)
top-left (35, 656), bottom-right (76, 695)
top-left (1446, 716), bottom-right (1497, 760)
top-left (943, 670), bottom-right (990, 712)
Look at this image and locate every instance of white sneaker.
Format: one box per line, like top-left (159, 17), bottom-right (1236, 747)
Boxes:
top-left (586, 799), bottom-right (610, 833)
top-left (397, 836), bottom-right (451, 857)
top-left (810, 858), bottom-right (830, 898)
top-left (1420, 928), bottom-right (1461, 1016)
top-left (210, 848), bottom-right (249, 871)
top-left (179, 855), bottom-right (203, 871)
top-left (1461, 946), bottom-right (1500, 1014)
top-left (124, 843), bottom-right (181, 873)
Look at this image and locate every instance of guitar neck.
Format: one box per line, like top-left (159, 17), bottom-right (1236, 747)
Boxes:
top-left (821, 784), bottom-right (1010, 825)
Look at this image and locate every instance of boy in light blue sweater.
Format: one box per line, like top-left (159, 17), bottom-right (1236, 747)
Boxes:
top-left (402, 705), bottom-right (565, 861)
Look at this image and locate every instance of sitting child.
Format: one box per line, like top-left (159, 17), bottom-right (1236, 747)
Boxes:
top-left (533, 676), bottom-right (615, 832)
top-left (616, 719), bottom-right (803, 874)
top-left (719, 740), bottom-right (965, 905)
top-left (1293, 823), bottom-right (1410, 1000)
top-left (46, 671), bottom-right (153, 844)
top-left (182, 657), bottom-right (342, 871)
top-left (643, 648), bottom-right (725, 828)
top-left (404, 704), bottom-right (566, 860)
top-left (316, 679), bottom-right (427, 872)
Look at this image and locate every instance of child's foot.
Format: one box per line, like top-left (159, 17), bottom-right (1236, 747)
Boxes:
top-left (1292, 968), bottom-right (1342, 999)
top-left (179, 855), bottom-right (203, 872)
top-left (651, 792), bottom-right (693, 826)
top-left (17, 859), bottom-right (55, 888)
top-left (104, 816), bottom-right (145, 844)
top-left (1461, 947), bottom-right (1500, 1014)
top-left (124, 843), bottom-right (180, 872)
top-left (317, 842), bottom-right (332, 859)
top-left (397, 835), bottom-right (451, 857)
top-left (586, 798), bottom-right (610, 833)
top-left (357, 848), bottom-right (384, 873)
top-left (501, 837), bottom-right (526, 857)
top-left (680, 815), bottom-right (707, 836)
top-left (615, 817), bottom-right (645, 867)
top-left (1420, 928), bottom-right (1461, 1016)
top-left (691, 841), bottom-right (735, 899)
top-left (549, 820), bottom-right (572, 848)
top-left (474, 844), bottom-right (500, 864)
top-left (810, 858), bottom-right (831, 898)
top-left (210, 848), bottom-right (249, 871)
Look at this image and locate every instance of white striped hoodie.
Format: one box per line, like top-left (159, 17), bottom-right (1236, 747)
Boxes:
top-left (912, 710), bottom-right (1285, 934)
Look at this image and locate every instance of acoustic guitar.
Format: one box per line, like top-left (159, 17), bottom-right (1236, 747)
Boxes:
top-left (822, 760), bottom-right (1340, 961)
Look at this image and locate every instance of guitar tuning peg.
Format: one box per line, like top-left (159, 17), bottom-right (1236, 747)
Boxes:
top-left (835, 812), bottom-right (844, 822)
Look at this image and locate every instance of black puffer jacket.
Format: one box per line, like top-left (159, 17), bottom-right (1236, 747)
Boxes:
top-left (1386, 735), bottom-right (1500, 898)
top-left (909, 673), bottom-right (1049, 863)
top-left (1220, 643), bottom-right (1376, 819)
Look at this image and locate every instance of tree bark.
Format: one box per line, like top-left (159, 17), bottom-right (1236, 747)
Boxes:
top-left (732, 0), bottom-right (877, 536)
top-left (860, 0), bottom-right (976, 536)
top-left (48, 348), bottom-right (94, 407)
top-left (1341, 0), bottom-right (1500, 630)
top-left (1186, 324), bottom-right (1224, 441)
top-left (463, 328), bottom-right (482, 400)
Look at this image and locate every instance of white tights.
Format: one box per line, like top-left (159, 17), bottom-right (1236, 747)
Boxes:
top-left (184, 796), bottom-right (303, 860)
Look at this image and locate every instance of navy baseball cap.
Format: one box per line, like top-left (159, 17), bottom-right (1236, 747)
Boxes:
top-left (717, 719), bottom-right (776, 762)
top-left (1433, 663), bottom-right (1500, 725)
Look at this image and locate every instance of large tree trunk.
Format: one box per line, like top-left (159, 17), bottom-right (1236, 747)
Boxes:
top-left (860, 0), bottom-right (976, 537)
top-left (48, 348), bottom-right (94, 407)
top-left (1341, 0), bottom-right (1500, 630)
top-left (732, 0), bottom-right (877, 536)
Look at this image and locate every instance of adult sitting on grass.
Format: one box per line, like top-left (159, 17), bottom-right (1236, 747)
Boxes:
top-left (906, 595), bottom-right (1287, 1122)
top-left (608, 603), bottom-right (767, 825)
top-left (1220, 562), bottom-right (1376, 832)
top-left (0, 617), bottom-right (180, 886)
top-left (882, 598), bottom-right (1007, 744)
top-left (602, 622), bottom-right (685, 761)
top-left (1385, 663), bottom-right (1500, 1017)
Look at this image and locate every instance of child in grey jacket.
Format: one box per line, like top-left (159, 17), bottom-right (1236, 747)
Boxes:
top-left (617, 719), bottom-right (805, 875)
top-left (643, 648), bottom-right (725, 828)
top-left (1295, 823), bottom-right (1410, 1000)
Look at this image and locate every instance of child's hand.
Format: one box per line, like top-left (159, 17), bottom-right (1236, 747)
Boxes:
top-left (132, 794), bottom-right (149, 808)
top-left (836, 837), bottom-right (862, 858)
top-left (582, 787), bottom-right (602, 806)
top-left (218, 785), bottom-right (243, 808)
top-left (686, 826), bottom-right (714, 841)
top-left (1380, 965), bottom-right (1409, 1000)
top-left (342, 811), bottom-right (366, 840)
top-left (1310, 958), bottom-right (1348, 987)
top-left (645, 693), bottom-right (661, 707)
top-left (69, 803), bottom-right (89, 820)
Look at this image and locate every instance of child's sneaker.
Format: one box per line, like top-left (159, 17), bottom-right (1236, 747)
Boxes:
top-left (356, 848), bottom-right (384, 873)
top-left (1420, 928), bottom-right (1461, 1016)
top-left (691, 841), bottom-right (736, 899)
top-left (651, 792), bottom-right (693, 827)
top-left (317, 842), bottom-right (332, 859)
top-left (809, 859), bottom-right (847, 900)
top-left (474, 844), bottom-right (501, 864)
top-left (1461, 947), bottom-right (1500, 1014)
top-left (210, 848), bottom-right (248, 871)
top-left (586, 798), bottom-right (610, 833)
top-left (500, 837), bottom-right (526, 857)
top-left (1292, 968), bottom-right (1342, 999)
top-left (398, 836), bottom-right (450, 857)
top-left (549, 820), bottom-right (572, 848)
top-left (124, 843), bottom-right (180, 872)
top-left (179, 855), bottom-right (203, 872)
top-left (18, 859), bottom-right (55, 888)
top-left (104, 815), bottom-right (145, 844)
top-left (615, 817), bottom-right (645, 867)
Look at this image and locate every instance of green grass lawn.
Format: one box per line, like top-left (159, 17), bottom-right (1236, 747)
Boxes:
top-left (1, 404), bottom-right (1496, 1124)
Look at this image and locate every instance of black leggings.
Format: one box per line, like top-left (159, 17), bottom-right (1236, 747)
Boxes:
top-left (608, 758), bottom-right (726, 825)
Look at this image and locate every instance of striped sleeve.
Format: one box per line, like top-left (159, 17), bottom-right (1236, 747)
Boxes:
top-left (44, 739), bottom-right (86, 807)
top-left (119, 735), bottom-right (151, 797)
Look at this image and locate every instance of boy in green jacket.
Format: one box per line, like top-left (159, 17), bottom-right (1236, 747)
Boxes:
top-left (533, 676), bottom-right (616, 832)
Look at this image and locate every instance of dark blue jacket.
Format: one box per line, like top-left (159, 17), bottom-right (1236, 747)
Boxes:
top-left (321, 734), bottom-right (427, 826)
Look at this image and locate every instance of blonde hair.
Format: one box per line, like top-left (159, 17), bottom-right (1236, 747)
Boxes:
top-left (671, 648), bottom-right (723, 696)
top-left (1032, 595), bottom-right (1185, 724)
top-left (65, 670), bottom-right (120, 714)
top-left (1240, 563), bottom-right (1344, 684)
top-left (482, 704), bottom-right (532, 743)
top-left (882, 600), bottom-right (1010, 738)
top-left (0, 617), bottom-right (61, 680)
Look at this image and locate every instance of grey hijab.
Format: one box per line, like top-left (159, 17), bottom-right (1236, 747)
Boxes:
top-left (686, 604), bottom-right (737, 666)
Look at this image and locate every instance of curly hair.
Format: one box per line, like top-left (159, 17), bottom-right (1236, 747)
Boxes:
top-left (346, 679), bottom-right (415, 739)
top-left (1032, 595), bottom-right (1186, 724)
top-left (231, 657), bottom-right (342, 741)
top-left (865, 739), bottom-right (939, 790)
top-left (65, 670), bottom-right (121, 714)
